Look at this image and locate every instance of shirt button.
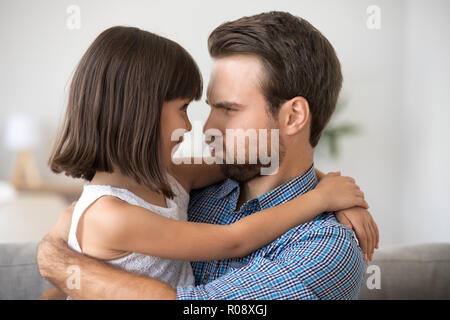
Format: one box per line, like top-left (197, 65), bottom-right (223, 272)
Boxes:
top-left (203, 272), bottom-right (209, 280)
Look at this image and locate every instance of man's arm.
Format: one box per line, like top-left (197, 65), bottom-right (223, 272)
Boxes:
top-left (36, 203), bottom-right (176, 300)
top-left (39, 286), bottom-right (67, 300)
top-left (37, 235), bottom-right (176, 300)
top-left (177, 223), bottom-right (366, 300)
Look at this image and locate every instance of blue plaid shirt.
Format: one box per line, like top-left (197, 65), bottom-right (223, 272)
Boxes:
top-left (176, 165), bottom-right (366, 299)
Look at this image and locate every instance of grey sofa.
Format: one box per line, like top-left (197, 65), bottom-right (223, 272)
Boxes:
top-left (1, 242), bottom-right (449, 300)
top-left (0, 242), bottom-right (52, 300)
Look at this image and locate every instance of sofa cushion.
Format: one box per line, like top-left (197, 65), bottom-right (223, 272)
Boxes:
top-left (0, 242), bottom-right (51, 300)
top-left (359, 243), bottom-right (450, 299)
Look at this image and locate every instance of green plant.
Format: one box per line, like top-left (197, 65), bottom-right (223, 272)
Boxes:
top-left (318, 98), bottom-right (360, 159)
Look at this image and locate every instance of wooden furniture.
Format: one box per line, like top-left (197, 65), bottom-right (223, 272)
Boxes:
top-left (0, 191), bottom-right (71, 243)
top-left (14, 182), bottom-right (83, 203)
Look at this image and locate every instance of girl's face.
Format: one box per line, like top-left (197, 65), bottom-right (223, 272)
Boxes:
top-left (160, 98), bottom-right (192, 168)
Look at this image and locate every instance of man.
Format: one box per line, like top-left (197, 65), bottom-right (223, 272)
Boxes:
top-left (38, 11), bottom-right (378, 300)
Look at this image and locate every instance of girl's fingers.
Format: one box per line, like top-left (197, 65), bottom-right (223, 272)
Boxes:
top-left (355, 196), bottom-right (368, 209)
top-left (368, 221), bottom-right (377, 260)
top-left (353, 192), bottom-right (368, 208)
top-left (353, 222), bottom-right (368, 261)
top-left (362, 200), bottom-right (369, 209)
top-left (365, 222), bottom-right (373, 262)
top-left (370, 213), bottom-right (380, 249)
top-left (337, 211), bottom-right (353, 229)
top-left (369, 221), bottom-right (376, 261)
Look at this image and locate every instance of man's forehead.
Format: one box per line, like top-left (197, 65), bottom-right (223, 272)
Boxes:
top-left (206, 78), bottom-right (246, 106)
top-left (207, 60), bottom-right (263, 104)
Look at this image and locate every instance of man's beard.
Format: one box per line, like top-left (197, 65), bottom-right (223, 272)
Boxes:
top-left (218, 140), bottom-right (285, 183)
top-left (218, 163), bottom-right (263, 183)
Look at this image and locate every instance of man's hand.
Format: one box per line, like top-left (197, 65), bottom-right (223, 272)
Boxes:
top-left (48, 201), bottom-right (76, 241)
top-left (37, 201), bottom-right (76, 281)
top-left (36, 200), bottom-right (176, 300)
top-left (39, 286), bottom-right (67, 300)
top-left (335, 207), bottom-right (379, 263)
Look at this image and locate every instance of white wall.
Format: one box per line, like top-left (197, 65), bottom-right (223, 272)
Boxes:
top-left (0, 0), bottom-right (448, 245)
top-left (400, 0), bottom-right (450, 244)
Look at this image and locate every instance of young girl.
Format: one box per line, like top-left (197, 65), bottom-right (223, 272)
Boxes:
top-left (48, 26), bottom-right (368, 296)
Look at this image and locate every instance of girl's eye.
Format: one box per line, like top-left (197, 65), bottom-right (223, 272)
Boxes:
top-left (181, 104), bottom-right (189, 112)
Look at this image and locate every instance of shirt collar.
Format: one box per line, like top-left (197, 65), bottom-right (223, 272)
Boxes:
top-left (216, 178), bottom-right (240, 199)
top-left (216, 164), bottom-right (318, 210)
top-left (258, 164), bottom-right (318, 210)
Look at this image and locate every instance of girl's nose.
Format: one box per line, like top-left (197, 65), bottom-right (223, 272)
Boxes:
top-left (185, 118), bottom-right (192, 132)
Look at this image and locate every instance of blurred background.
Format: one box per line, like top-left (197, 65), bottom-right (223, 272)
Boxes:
top-left (0, 0), bottom-right (449, 246)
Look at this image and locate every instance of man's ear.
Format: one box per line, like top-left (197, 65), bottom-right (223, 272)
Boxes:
top-left (279, 96), bottom-right (310, 136)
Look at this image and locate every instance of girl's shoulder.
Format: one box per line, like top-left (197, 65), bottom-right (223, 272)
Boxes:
top-left (77, 195), bottom-right (134, 260)
top-left (82, 194), bottom-right (139, 228)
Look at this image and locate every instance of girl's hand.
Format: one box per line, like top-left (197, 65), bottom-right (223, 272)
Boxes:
top-left (336, 207), bottom-right (379, 263)
top-left (315, 172), bottom-right (368, 212)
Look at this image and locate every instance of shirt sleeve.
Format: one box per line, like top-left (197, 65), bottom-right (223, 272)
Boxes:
top-left (176, 225), bottom-right (366, 300)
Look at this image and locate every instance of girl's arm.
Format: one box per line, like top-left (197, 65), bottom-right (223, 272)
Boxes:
top-left (315, 168), bottom-right (326, 181)
top-left (170, 160), bottom-right (326, 194)
top-left (169, 157), bottom-right (225, 193)
top-left (83, 173), bottom-right (367, 262)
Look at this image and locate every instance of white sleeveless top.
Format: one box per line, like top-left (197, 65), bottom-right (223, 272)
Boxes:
top-left (67, 174), bottom-right (195, 298)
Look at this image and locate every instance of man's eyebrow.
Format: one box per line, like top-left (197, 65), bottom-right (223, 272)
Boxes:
top-left (205, 99), bottom-right (245, 108)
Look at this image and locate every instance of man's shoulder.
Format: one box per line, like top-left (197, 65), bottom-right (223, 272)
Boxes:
top-left (277, 213), bottom-right (366, 300)
top-left (277, 212), bottom-right (362, 255)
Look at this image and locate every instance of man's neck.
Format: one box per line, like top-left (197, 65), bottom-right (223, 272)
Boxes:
top-left (236, 150), bottom-right (314, 209)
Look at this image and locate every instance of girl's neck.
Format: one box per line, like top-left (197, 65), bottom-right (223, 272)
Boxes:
top-left (89, 169), bottom-right (167, 208)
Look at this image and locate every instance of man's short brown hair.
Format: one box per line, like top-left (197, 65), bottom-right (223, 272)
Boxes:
top-left (49, 26), bottom-right (202, 198)
top-left (208, 11), bottom-right (342, 147)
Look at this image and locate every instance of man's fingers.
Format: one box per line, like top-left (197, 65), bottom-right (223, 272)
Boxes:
top-left (48, 203), bottom-right (76, 240)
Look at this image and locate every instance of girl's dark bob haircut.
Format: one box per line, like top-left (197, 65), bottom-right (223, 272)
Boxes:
top-left (49, 26), bottom-right (203, 198)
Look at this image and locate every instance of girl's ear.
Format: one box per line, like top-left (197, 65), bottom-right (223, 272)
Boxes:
top-left (279, 96), bottom-right (310, 136)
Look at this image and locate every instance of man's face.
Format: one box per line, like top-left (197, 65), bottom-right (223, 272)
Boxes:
top-left (204, 54), bottom-right (283, 182)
